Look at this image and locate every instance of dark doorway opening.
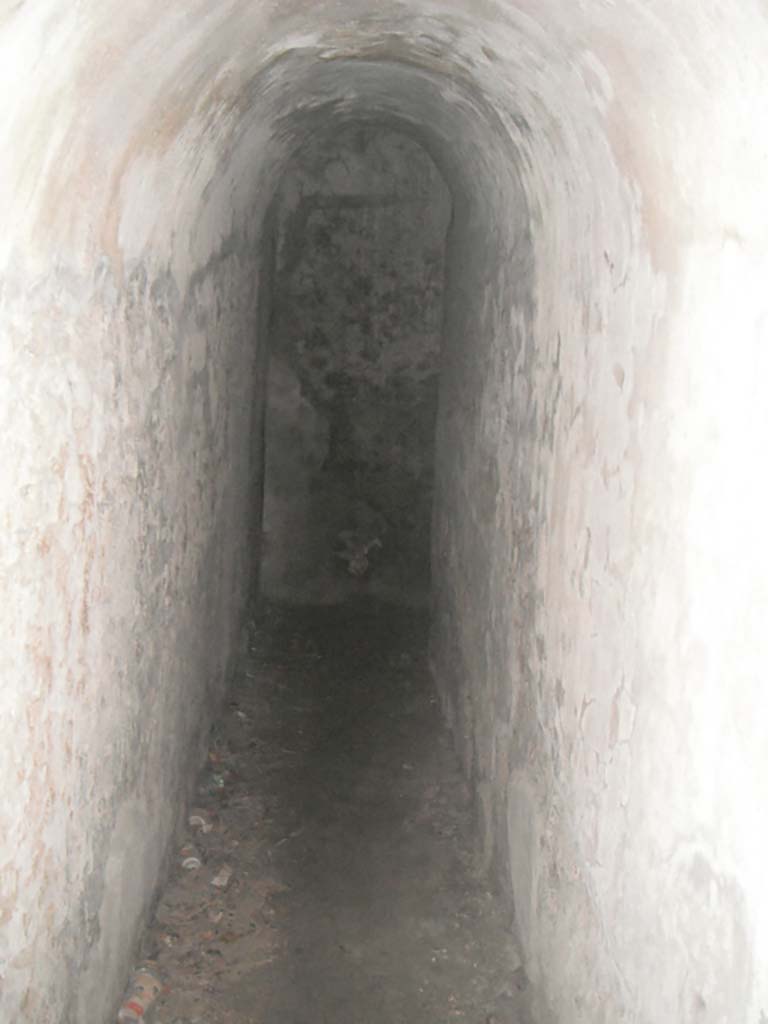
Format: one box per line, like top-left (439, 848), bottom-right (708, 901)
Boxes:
top-left (259, 125), bottom-right (452, 606)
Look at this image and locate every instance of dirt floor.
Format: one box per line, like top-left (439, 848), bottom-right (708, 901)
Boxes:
top-left (137, 599), bottom-right (534, 1024)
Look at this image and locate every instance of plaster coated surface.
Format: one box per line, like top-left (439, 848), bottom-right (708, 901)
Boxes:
top-left (1, 2), bottom-right (768, 1022)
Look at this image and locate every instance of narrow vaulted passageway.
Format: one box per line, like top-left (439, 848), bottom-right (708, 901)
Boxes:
top-left (135, 126), bottom-right (505, 1021)
top-left (4, 4), bottom-right (768, 1023)
top-left (142, 602), bottom-right (533, 1023)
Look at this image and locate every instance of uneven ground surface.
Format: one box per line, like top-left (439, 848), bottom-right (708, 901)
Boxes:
top-left (139, 600), bottom-right (533, 1024)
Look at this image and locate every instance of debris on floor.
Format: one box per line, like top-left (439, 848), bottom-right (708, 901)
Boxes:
top-left (117, 964), bottom-right (163, 1022)
top-left (211, 864), bottom-right (234, 889)
top-left (132, 600), bottom-right (533, 1024)
top-left (179, 845), bottom-right (203, 871)
top-left (188, 811), bottom-right (214, 834)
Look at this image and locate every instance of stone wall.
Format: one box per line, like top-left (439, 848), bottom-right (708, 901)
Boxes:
top-left (0, 244), bottom-right (267, 1022)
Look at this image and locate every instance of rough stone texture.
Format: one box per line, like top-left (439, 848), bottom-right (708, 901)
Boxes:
top-left (1, 2), bottom-right (768, 1023)
top-left (0, 246), bottom-right (267, 1023)
top-left (262, 126), bottom-right (450, 604)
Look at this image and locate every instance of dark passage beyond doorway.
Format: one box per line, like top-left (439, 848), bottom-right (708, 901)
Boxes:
top-left (260, 126), bottom-right (451, 606)
top-left (141, 601), bottom-right (532, 1023)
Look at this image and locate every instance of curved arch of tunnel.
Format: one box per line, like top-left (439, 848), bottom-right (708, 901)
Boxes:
top-left (0, 27), bottom-right (650, 1020)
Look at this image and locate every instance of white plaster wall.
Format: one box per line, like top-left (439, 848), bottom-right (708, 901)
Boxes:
top-left (1, 2), bottom-right (767, 1022)
top-left (0, 6), bottom-right (280, 1019)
